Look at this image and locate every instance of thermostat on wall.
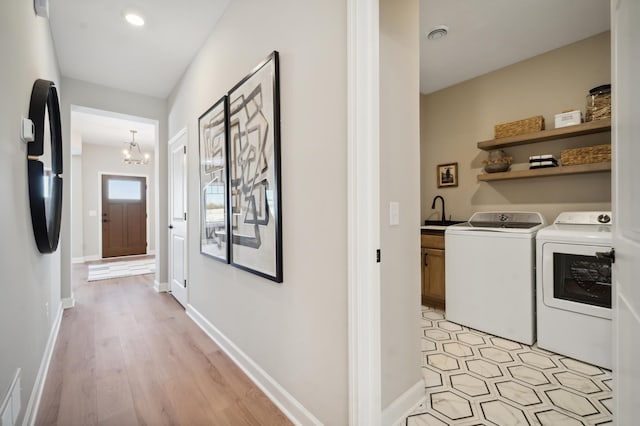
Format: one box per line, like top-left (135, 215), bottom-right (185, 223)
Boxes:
top-left (34, 0), bottom-right (49, 18)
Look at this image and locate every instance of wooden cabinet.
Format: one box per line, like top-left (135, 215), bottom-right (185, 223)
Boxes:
top-left (476, 118), bottom-right (611, 182)
top-left (421, 232), bottom-right (446, 309)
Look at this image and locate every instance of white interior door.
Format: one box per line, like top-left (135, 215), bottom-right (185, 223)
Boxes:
top-left (168, 130), bottom-right (188, 307)
top-left (612, 1), bottom-right (640, 422)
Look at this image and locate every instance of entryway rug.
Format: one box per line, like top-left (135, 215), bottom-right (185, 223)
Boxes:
top-left (87, 258), bottom-right (156, 282)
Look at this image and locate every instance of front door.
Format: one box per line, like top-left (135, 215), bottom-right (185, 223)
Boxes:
top-left (101, 174), bottom-right (147, 258)
top-left (168, 131), bottom-right (188, 307)
top-left (612, 0), bottom-right (640, 422)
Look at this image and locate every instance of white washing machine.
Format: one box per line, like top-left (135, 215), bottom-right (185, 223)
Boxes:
top-left (445, 212), bottom-right (547, 345)
top-left (536, 211), bottom-right (613, 369)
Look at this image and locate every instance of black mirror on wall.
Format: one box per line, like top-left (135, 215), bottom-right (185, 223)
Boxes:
top-left (28, 79), bottom-right (63, 254)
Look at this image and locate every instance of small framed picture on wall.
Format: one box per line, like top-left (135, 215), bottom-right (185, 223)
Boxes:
top-left (437, 162), bottom-right (458, 188)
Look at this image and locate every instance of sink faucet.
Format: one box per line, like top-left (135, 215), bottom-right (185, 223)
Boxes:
top-left (431, 195), bottom-right (446, 223)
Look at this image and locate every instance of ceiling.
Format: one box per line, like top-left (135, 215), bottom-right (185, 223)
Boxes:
top-left (49, 0), bottom-right (230, 99)
top-left (71, 108), bottom-right (156, 153)
top-left (420, 0), bottom-right (611, 94)
top-left (50, 0), bottom-right (610, 148)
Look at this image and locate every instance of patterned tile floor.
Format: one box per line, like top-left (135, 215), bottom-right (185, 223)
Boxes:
top-left (406, 306), bottom-right (612, 426)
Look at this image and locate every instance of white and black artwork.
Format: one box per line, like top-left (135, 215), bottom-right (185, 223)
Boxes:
top-left (199, 96), bottom-right (229, 262)
top-left (228, 51), bottom-right (282, 282)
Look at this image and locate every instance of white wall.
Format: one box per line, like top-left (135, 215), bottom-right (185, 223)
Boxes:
top-left (80, 143), bottom-right (156, 259)
top-left (0, 1), bottom-right (62, 423)
top-left (379, 0), bottom-right (423, 410)
top-left (59, 78), bottom-right (167, 294)
top-left (167, 0), bottom-right (348, 423)
top-left (421, 32), bottom-right (612, 224)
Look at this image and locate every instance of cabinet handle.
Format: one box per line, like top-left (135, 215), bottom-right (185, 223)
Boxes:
top-left (424, 252), bottom-right (429, 266)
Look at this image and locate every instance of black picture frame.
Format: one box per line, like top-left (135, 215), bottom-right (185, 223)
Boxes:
top-left (228, 51), bottom-right (282, 282)
top-left (28, 79), bottom-right (63, 254)
top-left (437, 162), bottom-right (458, 188)
top-left (198, 96), bottom-right (230, 262)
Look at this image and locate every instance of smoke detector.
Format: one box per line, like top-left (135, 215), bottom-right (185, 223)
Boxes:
top-left (427, 25), bottom-right (449, 40)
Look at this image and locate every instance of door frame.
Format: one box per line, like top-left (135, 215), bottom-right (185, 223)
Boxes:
top-left (98, 171), bottom-right (151, 259)
top-left (347, 0), bottom-right (382, 424)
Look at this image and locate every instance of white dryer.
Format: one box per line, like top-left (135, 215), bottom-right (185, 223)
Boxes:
top-left (536, 211), bottom-right (613, 369)
top-left (445, 212), bottom-right (547, 345)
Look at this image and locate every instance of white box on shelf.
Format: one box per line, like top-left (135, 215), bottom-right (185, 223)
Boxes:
top-left (554, 110), bottom-right (582, 128)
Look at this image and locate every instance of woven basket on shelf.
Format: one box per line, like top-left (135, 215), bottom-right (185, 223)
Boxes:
top-left (561, 144), bottom-right (611, 166)
top-left (494, 115), bottom-right (545, 138)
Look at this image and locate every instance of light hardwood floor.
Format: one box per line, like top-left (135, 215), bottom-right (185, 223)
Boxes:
top-left (36, 262), bottom-right (292, 425)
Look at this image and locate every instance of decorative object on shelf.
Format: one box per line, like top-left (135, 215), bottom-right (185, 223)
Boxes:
top-left (483, 150), bottom-right (512, 173)
top-left (228, 51), bottom-right (282, 282)
top-left (554, 110), bottom-right (582, 128)
top-left (494, 115), bottom-right (545, 138)
top-left (561, 144), bottom-right (611, 166)
top-left (585, 84), bottom-right (611, 122)
top-left (27, 79), bottom-right (63, 254)
top-left (437, 162), bottom-right (458, 187)
top-left (529, 154), bottom-right (559, 169)
top-left (122, 130), bottom-right (149, 165)
top-left (199, 96), bottom-right (230, 262)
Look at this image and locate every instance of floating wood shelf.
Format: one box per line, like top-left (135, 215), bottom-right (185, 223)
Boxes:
top-left (477, 161), bottom-right (611, 182)
top-left (477, 118), bottom-right (612, 150)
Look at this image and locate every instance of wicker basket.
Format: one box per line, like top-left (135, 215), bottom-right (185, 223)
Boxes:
top-left (561, 144), bottom-right (611, 166)
top-left (494, 115), bottom-right (545, 138)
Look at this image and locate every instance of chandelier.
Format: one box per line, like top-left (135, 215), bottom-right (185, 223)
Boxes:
top-left (122, 129), bottom-right (149, 165)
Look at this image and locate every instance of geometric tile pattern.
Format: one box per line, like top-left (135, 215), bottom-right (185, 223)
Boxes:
top-left (407, 306), bottom-right (612, 425)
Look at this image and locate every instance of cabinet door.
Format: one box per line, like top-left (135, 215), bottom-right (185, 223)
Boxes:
top-left (424, 248), bottom-right (446, 302)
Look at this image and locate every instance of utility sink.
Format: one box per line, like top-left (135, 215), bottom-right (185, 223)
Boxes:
top-left (421, 220), bottom-right (466, 233)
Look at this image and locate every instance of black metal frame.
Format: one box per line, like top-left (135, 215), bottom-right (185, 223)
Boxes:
top-left (198, 95), bottom-right (231, 263)
top-left (28, 79), bottom-right (63, 254)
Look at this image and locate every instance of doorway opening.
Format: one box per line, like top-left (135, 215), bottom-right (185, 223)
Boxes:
top-left (69, 105), bottom-right (159, 285)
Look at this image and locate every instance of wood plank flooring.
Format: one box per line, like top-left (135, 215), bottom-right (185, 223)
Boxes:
top-left (36, 262), bottom-right (292, 426)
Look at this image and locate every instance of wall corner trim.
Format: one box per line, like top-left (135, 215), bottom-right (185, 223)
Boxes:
top-left (186, 304), bottom-right (323, 426)
top-left (62, 297), bottom-right (75, 309)
top-left (153, 280), bottom-right (169, 293)
top-left (381, 379), bottom-right (426, 426)
top-left (22, 303), bottom-right (64, 426)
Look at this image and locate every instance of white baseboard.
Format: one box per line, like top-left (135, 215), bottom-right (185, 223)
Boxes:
top-left (153, 280), bottom-right (169, 293)
top-left (382, 379), bottom-right (426, 426)
top-left (22, 303), bottom-right (64, 426)
top-left (83, 255), bottom-right (99, 262)
top-left (62, 297), bottom-right (75, 309)
top-left (71, 257), bottom-right (84, 264)
top-left (186, 305), bottom-right (322, 426)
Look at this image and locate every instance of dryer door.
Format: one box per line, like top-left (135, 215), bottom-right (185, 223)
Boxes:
top-left (541, 242), bottom-right (612, 319)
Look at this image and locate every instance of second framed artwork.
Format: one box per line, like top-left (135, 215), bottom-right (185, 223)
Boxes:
top-left (437, 162), bottom-right (458, 188)
top-left (199, 96), bottom-right (230, 262)
top-left (197, 51), bottom-right (283, 283)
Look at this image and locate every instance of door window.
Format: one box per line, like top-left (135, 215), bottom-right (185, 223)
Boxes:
top-left (553, 253), bottom-right (612, 308)
top-left (108, 179), bottom-right (142, 200)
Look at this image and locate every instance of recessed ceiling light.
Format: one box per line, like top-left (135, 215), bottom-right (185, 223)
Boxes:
top-left (125, 13), bottom-right (145, 27)
top-left (427, 25), bottom-right (449, 40)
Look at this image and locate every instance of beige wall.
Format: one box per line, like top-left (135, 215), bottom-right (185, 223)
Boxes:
top-left (80, 143), bottom-right (156, 259)
top-left (421, 32), bottom-right (612, 224)
top-left (167, 0), bottom-right (348, 423)
top-left (0, 1), bottom-right (61, 423)
top-left (379, 0), bottom-right (423, 410)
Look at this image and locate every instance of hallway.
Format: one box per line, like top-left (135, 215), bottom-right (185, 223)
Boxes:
top-left (35, 265), bottom-right (291, 425)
